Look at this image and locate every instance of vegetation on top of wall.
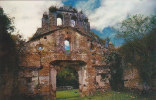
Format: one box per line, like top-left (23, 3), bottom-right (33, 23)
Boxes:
top-left (71, 15), bottom-right (77, 20)
top-left (80, 10), bottom-right (83, 14)
top-left (49, 6), bottom-right (58, 13)
top-left (43, 14), bottom-right (48, 19)
top-left (84, 18), bottom-right (88, 22)
top-left (73, 8), bottom-right (78, 12)
top-left (90, 31), bottom-right (106, 45)
top-left (99, 39), bottom-right (105, 45)
top-left (57, 13), bottom-right (63, 18)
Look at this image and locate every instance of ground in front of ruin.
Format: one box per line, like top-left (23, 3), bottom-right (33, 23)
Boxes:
top-left (56, 89), bottom-right (154, 100)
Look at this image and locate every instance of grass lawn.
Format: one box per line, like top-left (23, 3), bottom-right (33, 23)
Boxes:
top-left (56, 89), bottom-right (154, 100)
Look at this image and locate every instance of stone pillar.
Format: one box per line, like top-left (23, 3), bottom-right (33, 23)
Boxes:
top-left (78, 67), bottom-right (83, 92)
top-left (78, 66), bottom-right (88, 97)
top-left (49, 65), bottom-right (57, 99)
top-left (49, 12), bottom-right (56, 27)
top-left (64, 14), bottom-right (70, 26)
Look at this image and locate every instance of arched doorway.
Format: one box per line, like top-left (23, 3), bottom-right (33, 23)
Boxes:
top-left (57, 67), bottom-right (79, 90)
top-left (49, 60), bottom-right (87, 99)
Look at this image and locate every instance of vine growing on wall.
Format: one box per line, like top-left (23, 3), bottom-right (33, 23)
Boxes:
top-left (105, 50), bottom-right (124, 90)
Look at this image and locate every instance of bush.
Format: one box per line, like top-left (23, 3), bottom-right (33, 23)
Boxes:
top-left (49, 6), bottom-right (57, 13)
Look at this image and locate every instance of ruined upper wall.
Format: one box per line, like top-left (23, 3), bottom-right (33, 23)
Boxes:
top-left (34, 6), bottom-right (90, 38)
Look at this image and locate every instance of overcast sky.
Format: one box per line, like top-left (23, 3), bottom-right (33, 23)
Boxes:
top-left (0, 0), bottom-right (156, 46)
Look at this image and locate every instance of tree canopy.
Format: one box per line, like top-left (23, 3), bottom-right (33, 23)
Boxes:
top-left (114, 14), bottom-right (156, 86)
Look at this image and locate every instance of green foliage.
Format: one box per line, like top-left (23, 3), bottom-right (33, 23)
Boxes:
top-left (120, 30), bottom-right (156, 85)
top-left (43, 14), bottom-right (48, 19)
top-left (90, 31), bottom-right (106, 45)
top-left (0, 7), bottom-right (25, 100)
top-left (56, 89), bottom-right (152, 100)
top-left (71, 15), bottom-right (77, 20)
top-left (105, 51), bottom-right (124, 90)
top-left (106, 37), bottom-right (110, 42)
top-left (101, 74), bottom-right (107, 79)
top-left (114, 14), bottom-right (156, 86)
top-left (84, 18), bottom-right (88, 22)
top-left (57, 67), bottom-right (79, 88)
top-left (0, 7), bottom-right (16, 73)
top-left (115, 14), bottom-right (156, 43)
top-left (91, 32), bottom-right (99, 38)
top-left (49, 6), bottom-right (57, 13)
top-left (0, 7), bottom-right (14, 33)
top-left (105, 51), bottom-right (120, 64)
top-left (73, 8), bottom-right (77, 12)
top-left (0, 7), bottom-right (18, 100)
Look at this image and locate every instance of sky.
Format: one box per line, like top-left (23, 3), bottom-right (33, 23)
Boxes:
top-left (0, 0), bottom-right (156, 47)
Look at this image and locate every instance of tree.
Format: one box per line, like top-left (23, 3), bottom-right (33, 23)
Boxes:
top-left (57, 67), bottom-right (79, 89)
top-left (114, 14), bottom-right (156, 88)
top-left (0, 7), bottom-right (25, 100)
top-left (115, 14), bottom-right (156, 43)
top-left (105, 49), bottom-right (124, 90)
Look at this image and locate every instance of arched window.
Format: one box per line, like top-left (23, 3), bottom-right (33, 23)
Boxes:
top-left (57, 18), bottom-right (62, 26)
top-left (57, 13), bottom-right (63, 26)
top-left (64, 40), bottom-right (70, 51)
top-left (70, 20), bottom-right (75, 27)
top-left (71, 16), bottom-right (77, 27)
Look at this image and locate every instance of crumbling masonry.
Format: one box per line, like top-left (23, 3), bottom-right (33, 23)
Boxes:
top-left (19, 6), bottom-right (111, 99)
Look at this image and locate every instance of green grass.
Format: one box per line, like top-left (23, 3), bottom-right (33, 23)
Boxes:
top-left (56, 89), bottom-right (154, 100)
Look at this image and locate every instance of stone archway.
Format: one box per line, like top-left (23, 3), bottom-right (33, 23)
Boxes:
top-left (49, 60), bottom-right (87, 99)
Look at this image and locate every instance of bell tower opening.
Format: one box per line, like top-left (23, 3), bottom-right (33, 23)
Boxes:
top-left (57, 14), bottom-right (63, 26)
top-left (57, 18), bottom-right (62, 26)
top-left (70, 16), bottom-right (77, 27)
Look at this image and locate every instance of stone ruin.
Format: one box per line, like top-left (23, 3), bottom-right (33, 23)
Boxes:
top-left (19, 6), bottom-right (111, 99)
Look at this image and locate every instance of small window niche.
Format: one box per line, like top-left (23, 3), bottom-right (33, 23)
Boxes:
top-left (64, 40), bottom-right (70, 52)
top-left (90, 43), bottom-right (94, 51)
top-left (37, 44), bottom-right (43, 51)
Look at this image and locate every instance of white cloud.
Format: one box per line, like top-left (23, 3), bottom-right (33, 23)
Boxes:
top-left (0, 0), bottom-right (156, 40)
top-left (0, 0), bottom-right (63, 39)
top-left (76, 0), bottom-right (97, 15)
top-left (76, 0), bottom-right (156, 32)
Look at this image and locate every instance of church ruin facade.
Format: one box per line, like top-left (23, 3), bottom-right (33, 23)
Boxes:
top-left (19, 6), bottom-right (111, 99)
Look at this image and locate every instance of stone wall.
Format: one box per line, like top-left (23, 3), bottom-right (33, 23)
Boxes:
top-left (35, 6), bottom-right (90, 38)
top-left (19, 6), bottom-right (111, 99)
top-left (95, 66), bottom-right (111, 91)
top-left (123, 67), bottom-right (144, 90)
